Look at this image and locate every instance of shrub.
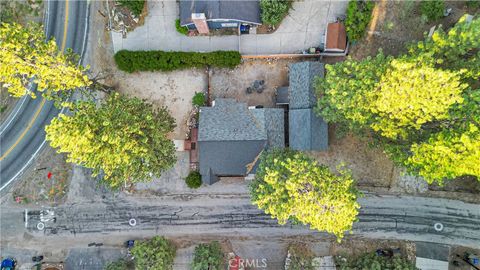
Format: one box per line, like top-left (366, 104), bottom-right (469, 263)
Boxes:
top-left (175, 19), bottom-right (189, 35)
top-left (260, 0), bottom-right (291, 26)
top-left (420, 0), bottom-right (445, 22)
top-left (104, 259), bottom-right (133, 270)
top-left (466, 0), bottom-right (480, 9)
top-left (131, 236), bottom-right (176, 270)
top-left (286, 244), bottom-right (314, 270)
top-left (192, 92), bottom-right (206, 107)
top-left (114, 50), bottom-right (242, 73)
top-left (186, 171), bottom-right (202, 188)
top-left (117, 0), bottom-right (145, 16)
top-left (192, 241), bottom-right (224, 270)
top-left (336, 252), bottom-right (417, 270)
top-left (345, 0), bottom-right (375, 41)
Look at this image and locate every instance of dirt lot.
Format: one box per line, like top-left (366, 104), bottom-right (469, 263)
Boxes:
top-left (210, 58), bottom-right (292, 107)
top-left (8, 146), bottom-right (71, 206)
top-left (350, 1), bottom-right (479, 59)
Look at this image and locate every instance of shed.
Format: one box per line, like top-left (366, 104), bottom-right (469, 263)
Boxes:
top-left (325, 22), bottom-right (347, 52)
top-left (288, 62), bottom-right (328, 151)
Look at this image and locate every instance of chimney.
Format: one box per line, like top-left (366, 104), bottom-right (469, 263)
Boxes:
top-left (192, 13), bottom-right (209, 34)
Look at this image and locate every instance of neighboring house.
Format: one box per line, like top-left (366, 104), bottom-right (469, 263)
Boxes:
top-left (276, 61), bottom-right (329, 151)
top-left (179, 0), bottom-right (261, 34)
top-left (198, 99), bottom-right (284, 185)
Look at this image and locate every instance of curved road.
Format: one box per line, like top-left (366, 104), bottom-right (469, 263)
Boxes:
top-left (0, 0), bottom-right (90, 192)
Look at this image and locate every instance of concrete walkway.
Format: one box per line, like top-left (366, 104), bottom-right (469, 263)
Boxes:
top-left (112, 0), bottom-right (348, 55)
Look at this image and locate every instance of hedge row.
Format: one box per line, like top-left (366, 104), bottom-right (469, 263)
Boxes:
top-left (114, 50), bottom-right (242, 73)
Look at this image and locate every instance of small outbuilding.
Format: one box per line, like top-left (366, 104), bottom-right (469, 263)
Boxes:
top-left (276, 61), bottom-right (329, 151)
top-left (324, 22), bottom-right (347, 53)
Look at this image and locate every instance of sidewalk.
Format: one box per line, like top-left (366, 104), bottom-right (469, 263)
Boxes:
top-left (111, 0), bottom-right (348, 55)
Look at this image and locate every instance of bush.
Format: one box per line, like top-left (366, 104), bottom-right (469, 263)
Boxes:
top-left (131, 236), bottom-right (176, 270)
top-left (420, 0), bottom-right (445, 22)
top-left (192, 92), bottom-right (206, 107)
top-left (260, 0), bottom-right (291, 26)
top-left (286, 244), bottom-right (314, 270)
top-left (186, 171), bottom-right (202, 188)
top-left (192, 241), bottom-right (224, 270)
top-left (117, 0), bottom-right (145, 16)
top-left (104, 259), bottom-right (133, 270)
top-left (175, 19), bottom-right (189, 35)
top-left (114, 50), bottom-right (242, 73)
top-left (337, 252), bottom-right (417, 270)
top-left (466, 0), bottom-right (480, 9)
top-left (345, 0), bottom-right (375, 41)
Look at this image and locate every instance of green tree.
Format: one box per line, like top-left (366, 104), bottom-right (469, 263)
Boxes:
top-left (345, 0), bottom-right (375, 41)
top-left (370, 59), bottom-right (466, 140)
top-left (192, 241), bottom-right (224, 270)
top-left (130, 236), bottom-right (176, 270)
top-left (117, 0), bottom-right (145, 16)
top-left (337, 252), bottom-right (417, 270)
top-left (409, 14), bottom-right (480, 80)
top-left (45, 93), bottom-right (176, 189)
top-left (250, 149), bottom-right (360, 240)
top-left (420, 0), bottom-right (445, 22)
top-left (0, 22), bottom-right (90, 98)
top-left (407, 124), bottom-right (480, 184)
top-left (260, 0), bottom-right (291, 26)
top-left (316, 16), bottom-right (480, 184)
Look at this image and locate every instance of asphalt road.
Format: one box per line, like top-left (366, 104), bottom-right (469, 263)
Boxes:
top-left (1, 194), bottom-right (479, 249)
top-left (0, 0), bottom-right (89, 192)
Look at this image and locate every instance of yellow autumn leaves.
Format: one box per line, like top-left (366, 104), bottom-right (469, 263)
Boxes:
top-left (0, 22), bottom-right (90, 98)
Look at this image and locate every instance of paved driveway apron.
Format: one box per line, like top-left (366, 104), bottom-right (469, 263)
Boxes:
top-left (112, 0), bottom-right (348, 55)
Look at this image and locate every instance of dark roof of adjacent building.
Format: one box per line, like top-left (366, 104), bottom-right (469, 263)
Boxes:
top-left (288, 62), bottom-right (325, 110)
top-left (275, 86), bottom-right (289, 105)
top-left (289, 109), bottom-right (328, 151)
top-left (198, 99), bottom-right (284, 184)
top-left (288, 61), bottom-right (329, 151)
top-left (179, 0), bottom-right (261, 26)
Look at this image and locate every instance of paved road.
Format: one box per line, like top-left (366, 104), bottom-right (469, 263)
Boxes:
top-left (1, 194), bottom-right (479, 249)
top-left (0, 0), bottom-right (90, 192)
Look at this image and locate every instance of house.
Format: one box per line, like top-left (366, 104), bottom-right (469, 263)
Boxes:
top-left (276, 61), bottom-right (328, 151)
top-left (198, 99), bottom-right (284, 184)
top-left (179, 0), bottom-right (261, 34)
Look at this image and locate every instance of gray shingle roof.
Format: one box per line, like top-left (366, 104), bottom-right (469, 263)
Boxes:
top-left (289, 109), bottom-right (328, 151)
top-left (180, 0), bottom-right (261, 26)
top-left (275, 86), bottom-right (289, 105)
top-left (288, 62), bottom-right (325, 110)
top-left (198, 99), bottom-right (285, 184)
top-left (199, 99), bottom-right (266, 142)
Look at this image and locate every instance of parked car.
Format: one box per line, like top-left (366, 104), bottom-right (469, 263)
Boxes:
top-left (1, 258), bottom-right (16, 270)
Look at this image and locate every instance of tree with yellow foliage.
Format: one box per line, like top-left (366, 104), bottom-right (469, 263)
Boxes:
top-left (0, 22), bottom-right (90, 98)
top-left (45, 93), bottom-right (176, 189)
top-left (316, 15), bottom-right (480, 184)
top-left (250, 149), bottom-right (360, 240)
